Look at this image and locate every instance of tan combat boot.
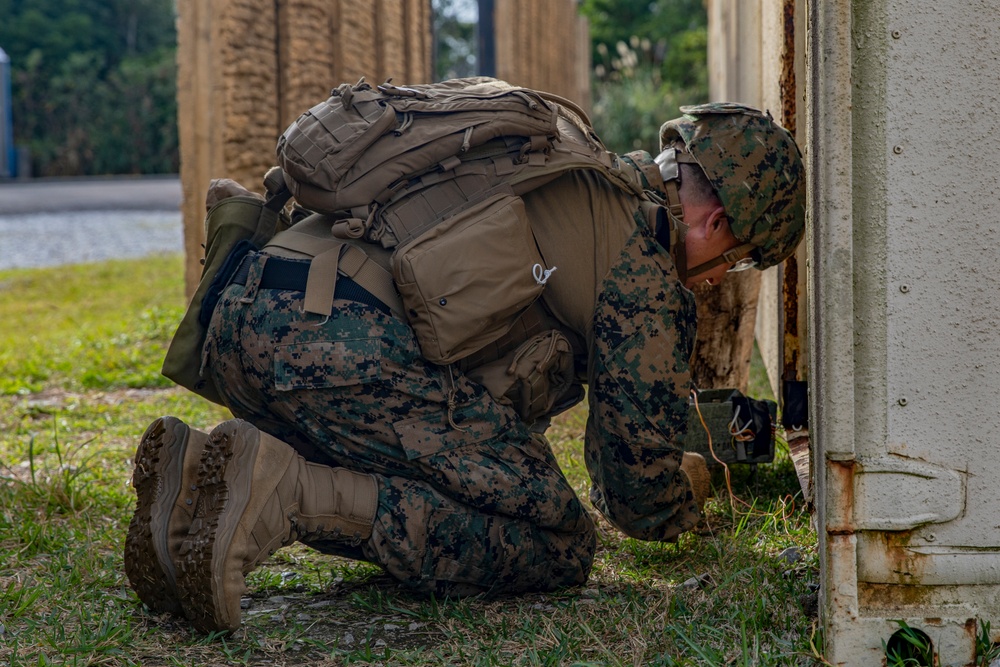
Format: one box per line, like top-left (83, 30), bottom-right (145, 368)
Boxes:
top-left (680, 451), bottom-right (711, 512)
top-left (125, 416), bottom-right (209, 615)
top-left (175, 419), bottom-right (378, 633)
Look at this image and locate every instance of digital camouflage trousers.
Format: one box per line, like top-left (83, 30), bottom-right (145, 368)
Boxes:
top-left (203, 252), bottom-right (596, 597)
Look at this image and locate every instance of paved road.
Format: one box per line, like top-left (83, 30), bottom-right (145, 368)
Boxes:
top-left (0, 176), bottom-right (182, 214)
top-left (0, 176), bottom-right (184, 270)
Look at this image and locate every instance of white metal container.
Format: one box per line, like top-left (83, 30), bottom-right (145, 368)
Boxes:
top-left (810, 0), bottom-right (1000, 663)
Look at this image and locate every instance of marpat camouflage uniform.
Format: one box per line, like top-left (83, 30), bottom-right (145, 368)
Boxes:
top-left (201, 155), bottom-right (701, 596)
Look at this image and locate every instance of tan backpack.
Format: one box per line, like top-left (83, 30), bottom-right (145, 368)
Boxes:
top-left (166, 77), bottom-right (662, 423)
top-left (273, 77), bottom-right (658, 365)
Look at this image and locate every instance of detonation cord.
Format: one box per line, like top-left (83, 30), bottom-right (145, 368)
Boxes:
top-left (692, 389), bottom-right (741, 515)
top-left (690, 389), bottom-right (796, 530)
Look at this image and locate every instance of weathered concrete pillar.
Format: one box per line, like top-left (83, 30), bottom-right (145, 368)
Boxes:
top-left (493, 0), bottom-right (590, 111)
top-left (176, 0), bottom-right (432, 296)
top-left (812, 0), bottom-right (1000, 663)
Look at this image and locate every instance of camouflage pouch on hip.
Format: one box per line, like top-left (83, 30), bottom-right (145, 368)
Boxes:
top-left (466, 329), bottom-right (575, 424)
top-left (161, 171), bottom-right (291, 404)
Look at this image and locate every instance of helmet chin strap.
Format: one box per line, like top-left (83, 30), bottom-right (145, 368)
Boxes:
top-left (655, 147), bottom-right (690, 284)
top-left (685, 242), bottom-right (757, 279)
top-left (668, 213), bottom-right (689, 285)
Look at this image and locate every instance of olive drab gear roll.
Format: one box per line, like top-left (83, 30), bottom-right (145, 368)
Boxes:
top-left (272, 76), bottom-right (654, 366)
top-left (658, 103), bottom-right (806, 271)
top-left (161, 170), bottom-right (292, 404)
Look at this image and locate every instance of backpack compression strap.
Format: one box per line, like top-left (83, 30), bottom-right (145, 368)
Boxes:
top-left (264, 225), bottom-right (404, 319)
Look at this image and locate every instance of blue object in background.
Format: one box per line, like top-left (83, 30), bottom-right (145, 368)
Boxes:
top-left (0, 47), bottom-right (12, 179)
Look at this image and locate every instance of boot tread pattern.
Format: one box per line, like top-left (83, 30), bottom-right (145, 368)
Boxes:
top-left (176, 427), bottom-right (240, 632)
top-left (124, 417), bottom-right (184, 615)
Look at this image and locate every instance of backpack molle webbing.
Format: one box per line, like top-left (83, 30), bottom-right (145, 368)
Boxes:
top-left (278, 78), bottom-right (560, 214)
top-left (276, 77), bottom-right (647, 228)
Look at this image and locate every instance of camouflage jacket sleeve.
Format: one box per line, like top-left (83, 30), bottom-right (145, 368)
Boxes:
top-left (585, 213), bottom-right (699, 541)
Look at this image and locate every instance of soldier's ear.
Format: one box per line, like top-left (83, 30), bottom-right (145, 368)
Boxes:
top-left (703, 206), bottom-right (729, 239)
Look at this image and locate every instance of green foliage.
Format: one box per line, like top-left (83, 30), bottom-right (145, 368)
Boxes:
top-left (581, 0), bottom-right (707, 50)
top-left (0, 254), bottom-right (821, 665)
top-left (582, 0), bottom-right (709, 153)
top-left (977, 619), bottom-right (1000, 667)
top-left (432, 0), bottom-right (478, 81)
top-left (663, 24), bottom-right (708, 91)
top-left (581, 0), bottom-right (708, 91)
top-left (884, 620), bottom-right (936, 667)
top-left (425, 0), bottom-right (709, 153)
top-left (0, 0), bottom-right (178, 176)
top-left (589, 36), bottom-right (707, 153)
top-left (91, 48), bottom-right (179, 175)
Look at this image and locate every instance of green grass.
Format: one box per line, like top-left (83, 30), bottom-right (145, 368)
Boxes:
top-left (0, 254), bottom-right (823, 666)
top-left (0, 255), bottom-right (184, 394)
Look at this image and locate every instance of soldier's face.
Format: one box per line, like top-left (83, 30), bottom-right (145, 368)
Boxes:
top-left (683, 206), bottom-right (741, 288)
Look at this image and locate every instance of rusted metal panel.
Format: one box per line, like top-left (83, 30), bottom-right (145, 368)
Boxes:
top-left (688, 274), bottom-right (761, 392)
top-left (781, 252), bottom-right (799, 381)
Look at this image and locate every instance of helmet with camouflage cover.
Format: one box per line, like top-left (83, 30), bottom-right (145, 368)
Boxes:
top-left (659, 103), bottom-right (805, 270)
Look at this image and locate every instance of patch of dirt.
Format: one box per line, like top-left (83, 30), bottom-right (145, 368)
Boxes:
top-left (131, 575), bottom-right (450, 666)
top-left (243, 584), bottom-right (445, 655)
top-left (19, 387), bottom-right (173, 412)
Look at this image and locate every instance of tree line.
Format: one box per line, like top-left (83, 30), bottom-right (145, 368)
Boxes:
top-left (434, 0), bottom-right (708, 153)
top-left (0, 0), bottom-right (178, 177)
top-left (0, 0), bottom-right (705, 178)
top-left (581, 0), bottom-right (708, 151)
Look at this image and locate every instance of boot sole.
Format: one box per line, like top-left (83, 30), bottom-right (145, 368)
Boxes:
top-left (177, 421), bottom-right (261, 633)
top-left (125, 417), bottom-right (189, 615)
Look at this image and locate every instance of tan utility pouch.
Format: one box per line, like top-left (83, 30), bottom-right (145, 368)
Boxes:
top-left (466, 329), bottom-right (574, 423)
top-left (392, 188), bottom-right (550, 365)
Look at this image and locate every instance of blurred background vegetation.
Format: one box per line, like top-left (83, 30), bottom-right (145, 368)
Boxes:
top-left (433, 0), bottom-right (708, 152)
top-left (0, 0), bottom-right (178, 177)
top-left (583, 0), bottom-right (708, 151)
top-left (1, 0), bottom-right (706, 177)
